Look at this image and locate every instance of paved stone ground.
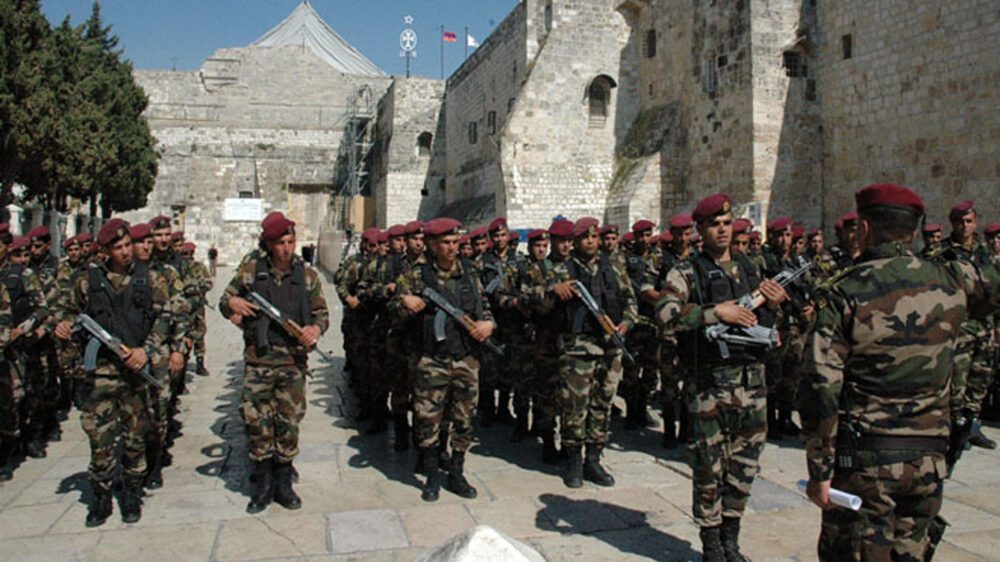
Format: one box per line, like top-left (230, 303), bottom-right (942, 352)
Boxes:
top-left (1, 267), bottom-right (999, 561)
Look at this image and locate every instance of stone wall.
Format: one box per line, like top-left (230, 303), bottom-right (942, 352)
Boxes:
top-left (815, 0), bottom-right (1000, 227)
top-left (132, 44), bottom-right (390, 265)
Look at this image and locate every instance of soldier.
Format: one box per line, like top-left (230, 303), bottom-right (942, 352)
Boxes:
top-left (539, 217), bottom-right (638, 489)
top-left (390, 217), bottom-right (494, 502)
top-left (730, 219), bottom-right (753, 256)
top-left (748, 231), bottom-right (763, 257)
top-left (54, 235), bottom-right (87, 413)
top-left (459, 234), bottom-right (474, 259)
top-left (620, 220), bottom-right (661, 431)
top-left (937, 200), bottom-right (997, 450)
top-left (26, 227), bottom-right (62, 445)
top-left (656, 194), bottom-right (787, 561)
top-left (54, 218), bottom-right (186, 526)
top-left (828, 211), bottom-right (860, 270)
top-left (986, 222), bottom-right (1000, 422)
top-left (470, 227), bottom-right (489, 258)
top-left (182, 242), bottom-right (213, 376)
top-left (170, 231), bottom-right (185, 254)
top-left (920, 223), bottom-right (943, 257)
top-left (798, 184), bottom-right (1000, 560)
top-left (807, 229), bottom-right (838, 281)
top-left (600, 224), bottom-right (620, 256)
top-left (333, 227), bottom-right (377, 416)
top-left (220, 212), bottom-right (328, 513)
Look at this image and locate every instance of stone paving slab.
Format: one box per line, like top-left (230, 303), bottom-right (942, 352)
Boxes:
top-left (0, 265), bottom-right (997, 561)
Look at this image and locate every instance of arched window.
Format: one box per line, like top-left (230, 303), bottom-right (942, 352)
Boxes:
top-left (587, 75), bottom-right (616, 129)
top-left (417, 132), bottom-right (433, 157)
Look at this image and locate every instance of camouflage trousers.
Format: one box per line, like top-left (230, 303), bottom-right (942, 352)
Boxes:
top-left (56, 339), bottom-right (85, 381)
top-left (659, 340), bottom-right (681, 407)
top-left (81, 375), bottom-right (151, 492)
top-left (412, 354), bottom-right (479, 452)
top-left (0, 361), bottom-right (21, 439)
top-left (766, 325), bottom-right (804, 409)
top-left (619, 323), bottom-right (660, 404)
top-left (951, 320), bottom-right (987, 413)
top-left (385, 331), bottom-right (411, 413)
top-left (240, 362), bottom-right (308, 462)
top-left (686, 363), bottom-right (767, 528)
top-left (819, 455), bottom-right (946, 562)
top-left (192, 305), bottom-right (207, 359)
top-left (143, 368), bottom-right (172, 446)
top-left (557, 341), bottom-right (624, 448)
top-left (516, 338), bottom-right (561, 432)
top-left (964, 331), bottom-right (995, 416)
top-left (20, 347), bottom-right (60, 439)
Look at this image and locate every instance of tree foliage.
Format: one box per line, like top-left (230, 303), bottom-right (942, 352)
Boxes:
top-left (0, 1), bottom-right (157, 215)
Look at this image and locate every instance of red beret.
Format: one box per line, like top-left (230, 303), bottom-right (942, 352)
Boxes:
top-left (856, 184), bottom-right (925, 215)
top-left (170, 231), bottom-right (185, 242)
top-left (808, 229), bottom-right (822, 239)
top-left (488, 217), bottom-right (507, 233)
top-left (149, 215), bottom-right (172, 230)
top-left (426, 217), bottom-right (462, 237)
top-left (377, 231), bottom-right (388, 243)
top-left (361, 227), bottom-right (381, 243)
top-left (63, 235), bottom-right (81, 250)
top-left (459, 234), bottom-right (470, 245)
top-left (90, 242), bottom-right (99, 253)
top-left (130, 223), bottom-right (152, 241)
top-left (749, 231), bottom-right (762, 242)
top-left (984, 222), bottom-right (1000, 237)
top-left (622, 232), bottom-right (635, 243)
top-left (600, 224), bottom-right (619, 235)
top-left (260, 213), bottom-right (295, 242)
top-left (669, 214), bottom-right (694, 229)
top-left (793, 225), bottom-right (806, 239)
top-left (387, 224), bottom-right (406, 238)
top-left (509, 230), bottom-right (521, 242)
top-left (77, 232), bottom-right (92, 244)
top-left (836, 211), bottom-right (859, 230)
top-left (948, 200), bottom-right (975, 222)
top-left (528, 229), bottom-right (549, 241)
top-left (649, 234), bottom-right (661, 244)
top-left (732, 218), bottom-right (753, 235)
top-left (548, 219), bottom-right (573, 238)
top-left (631, 219), bottom-right (655, 233)
top-left (661, 230), bottom-right (674, 243)
top-left (404, 221), bottom-right (425, 236)
top-left (470, 227), bottom-right (489, 240)
top-left (28, 225), bottom-right (50, 241)
top-left (922, 222), bottom-right (942, 234)
top-left (183, 242), bottom-right (196, 253)
top-left (10, 236), bottom-right (29, 251)
top-left (97, 218), bottom-right (130, 246)
top-left (692, 194), bottom-right (732, 223)
top-left (573, 217), bottom-right (600, 238)
top-left (767, 217), bottom-right (794, 233)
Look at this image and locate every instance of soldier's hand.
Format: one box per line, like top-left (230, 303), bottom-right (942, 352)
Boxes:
top-left (55, 321), bottom-right (74, 340)
top-left (759, 279), bottom-right (788, 309)
top-left (801, 305), bottom-right (816, 322)
top-left (228, 296), bottom-right (259, 318)
top-left (34, 326), bottom-right (45, 339)
top-left (168, 352), bottom-right (185, 374)
top-left (715, 302), bottom-right (757, 327)
top-left (386, 283), bottom-right (397, 294)
top-left (298, 325), bottom-right (321, 347)
top-left (469, 320), bottom-right (494, 342)
top-left (554, 282), bottom-right (577, 301)
top-left (401, 295), bottom-right (426, 314)
top-left (10, 327), bottom-right (23, 341)
top-left (806, 479), bottom-right (833, 510)
top-left (616, 322), bottom-right (628, 337)
top-left (346, 295), bottom-right (361, 309)
top-left (124, 346), bottom-right (149, 371)
top-left (229, 314), bottom-right (243, 326)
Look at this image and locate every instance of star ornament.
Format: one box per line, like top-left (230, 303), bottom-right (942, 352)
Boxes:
top-left (404, 15), bottom-right (414, 25)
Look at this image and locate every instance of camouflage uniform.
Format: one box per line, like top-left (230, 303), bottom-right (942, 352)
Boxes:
top-left (619, 247), bottom-right (661, 430)
top-left (29, 252), bottom-right (63, 432)
top-left (655, 248), bottom-right (687, 443)
top-left (799, 241), bottom-right (1000, 560)
top-left (150, 248), bottom-right (198, 407)
top-left (495, 249), bottom-right (538, 437)
top-left (186, 258), bottom-right (212, 367)
top-left (55, 256), bottom-right (89, 391)
top-left (219, 254), bottom-right (328, 463)
top-left (477, 247), bottom-right (524, 424)
top-left (656, 252), bottom-right (774, 529)
top-left (0, 270), bottom-right (18, 478)
top-left (333, 252), bottom-right (372, 408)
top-left (62, 259), bottom-right (186, 496)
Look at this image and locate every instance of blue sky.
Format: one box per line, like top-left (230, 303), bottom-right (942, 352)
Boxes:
top-left (39, 0), bottom-right (518, 79)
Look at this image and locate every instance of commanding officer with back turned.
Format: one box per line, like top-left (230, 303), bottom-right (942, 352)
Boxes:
top-left (221, 212), bottom-right (329, 514)
top-left (656, 194), bottom-right (788, 562)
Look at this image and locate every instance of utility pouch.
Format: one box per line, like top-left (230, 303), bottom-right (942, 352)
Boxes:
top-left (835, 420), bottom-right (861, 471)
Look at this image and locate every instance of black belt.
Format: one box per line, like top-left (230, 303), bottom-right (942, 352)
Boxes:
top-left (858, 435), bottom-right (948, 454)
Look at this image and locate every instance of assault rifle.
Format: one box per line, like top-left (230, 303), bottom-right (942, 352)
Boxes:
top-left (421, 287), bottom-right (505, 356)
top-left (247, 291), bottom-right (333, 363)
top-left (703, 259), bottom-right (814, 360)
top-left (74, 313), bottom-right (164, 389)
top-left (569, 281), bottom-right (636, 365)
top-left (482, 261), bottom-right (504, 295)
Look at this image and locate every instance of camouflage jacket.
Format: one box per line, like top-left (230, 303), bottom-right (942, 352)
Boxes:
top-left (187, 259), bottom-right (213, 298)
top-left (333, 252), bottom-right (369, 306)
top-left (219, 253), bottom-right (329, 366)
top-left (538, 251), bottom-right (638, 355)
top-left (62, 260), bottom-right (187, 376)
top-left (357, 251), bottom-right (428, 307)
top-left (150, 249), bottom-right (196, 332)
top-left (656, 252), bottom-right (766, 335)
top-left (0, 258), bottom-right (51, 342)
top-left (807, 249), bottom-right (839, 282)
top-left (798, 242), bottom-right (1000, 481)
top-left (0, 281), bottom-right (11, 348)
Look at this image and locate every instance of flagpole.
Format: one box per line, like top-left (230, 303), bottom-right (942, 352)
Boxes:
top-left (465, 27), bottom-right (469, 60)
top-left (440, 25), bottom-right (444, 80)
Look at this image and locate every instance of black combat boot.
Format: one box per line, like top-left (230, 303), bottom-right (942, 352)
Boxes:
top-left (246, 458), bottom-right (274, 514)
top-left (625, 395), bottom-right (641, 431)
top-left (780, 407), bottom-right (800, 436)
top-left (144, 441), bottom-right (164, 490)
top-left (562, 445), bottom-right (583, 488)
top-left (393, 411), bottom-right (410, 452)
top-left (721, 517), bottom-right (748, 562)
top-left (582, 444), bottom-right (615, 487)
top-left (366, 403), bottom-right (389, 435)
top-left (541, 430), bottom-right (560, 465)
top-left (437, 428), bottom-right (451, 469)
top-left (445, 451), bottom-right (478, 498)
top-left (699, 526), bottom-right (726, 562)
top-left (509, 404), bottom-right (531, 443)
top-left (0, 436), bottom-right (14, 482)
top-left (195, 357), bottom-right (210, 377)
top-left (86, 487), bottom-right (113, 527)
top-left (479, 390), bottom-right (495, 427)
top-left (969, 417), bottom-right (998, 449)
top-left (766, 403), bottom-right (781, 440)
top-left (420, 447), bottom-right (441, 502)
top-left (496, 391), bottom-right (515, 425)
top-left (661, 402), bottom-right (678, 449)
top-left (273, 461), bottom-right (302, 510)
top-left (24, 424), bottom-right (47, 459)
top-left (119, 481), bottom-right (143, 523)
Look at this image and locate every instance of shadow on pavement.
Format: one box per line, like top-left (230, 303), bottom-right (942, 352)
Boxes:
top-left (56, 471), bottom-right (93, 506)
top-left (195, 361), bottom-right (250, 497)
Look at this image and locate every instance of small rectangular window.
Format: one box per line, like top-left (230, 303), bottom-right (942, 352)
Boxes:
top-left (704, 58), bottom-right (717, 98)
top-left (239, 191), bottom-right (255, 199)
top-left (717, 55), bottom-right (728, 68)
top-left (468, 122), bottom-right (478, 145)
top-left (487, 111), bottom-right (497, 135)
top-left (644, 29), bottom-right (657, 58)
top-left (783, 51), bottom-right (805, 78)
top-left (842, 34), bottom-right (853, 60)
